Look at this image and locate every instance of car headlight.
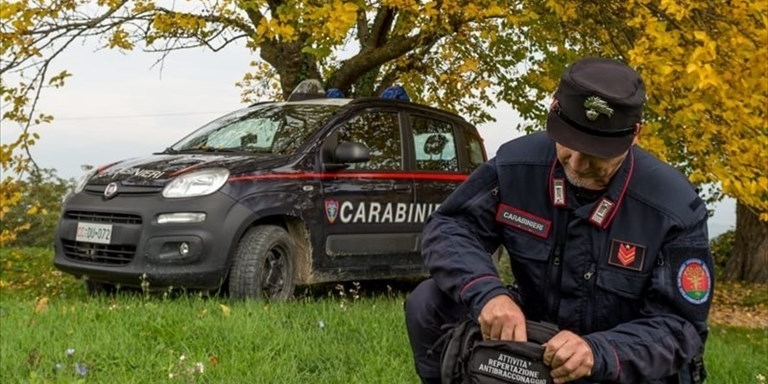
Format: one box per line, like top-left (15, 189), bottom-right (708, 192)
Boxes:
top-left (162, 168), bottom-right (229, 198)
top-left (73, 168), bottom-right (98, 194)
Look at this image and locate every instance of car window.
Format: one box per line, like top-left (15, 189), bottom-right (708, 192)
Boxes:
top-left (171, 104), bottom-right (340, 155)
top-left (202, 118), bottom-right (279, 150)
top-left (337, 111), bottom-right (402, 171)
top-left (462, 130), bottom-right (486, 171)
top-left (412, 116), bottom-right (459, 172)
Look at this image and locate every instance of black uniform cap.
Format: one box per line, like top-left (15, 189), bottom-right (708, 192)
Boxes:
top-left (546, 57), bottom-right (646, 158)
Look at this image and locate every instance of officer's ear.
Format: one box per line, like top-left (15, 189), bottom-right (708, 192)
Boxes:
top-left (631, 123), bottom-right (643, 145)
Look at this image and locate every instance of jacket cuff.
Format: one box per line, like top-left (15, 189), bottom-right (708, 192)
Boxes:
top-left (459, 276), bottom-right (509, 320)
top-left (584, 333), bottom-right (620, 382)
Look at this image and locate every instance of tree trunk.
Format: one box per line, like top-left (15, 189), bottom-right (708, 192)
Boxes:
top-left (723, 201), bottom-right (768, 283)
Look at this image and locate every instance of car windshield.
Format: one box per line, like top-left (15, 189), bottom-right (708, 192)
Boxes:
top-left (169, 103), bottom-right (341, 155)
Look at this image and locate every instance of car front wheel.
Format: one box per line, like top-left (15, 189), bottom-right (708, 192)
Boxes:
top-left (228, 225), bottom-right (295, 301)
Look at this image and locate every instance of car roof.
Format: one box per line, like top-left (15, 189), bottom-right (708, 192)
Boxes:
top-left (250, 96), bottom-right (473, 128)
top-left (280, 98), bottom-right (353, 106)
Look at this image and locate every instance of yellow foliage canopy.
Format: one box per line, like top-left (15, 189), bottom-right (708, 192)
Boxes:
top-left (510, 0), bottom-right (767, 220)
top-left (626, 1), bottom-right (768, 219)
top-left (1, 0), bottom-right (766, 224)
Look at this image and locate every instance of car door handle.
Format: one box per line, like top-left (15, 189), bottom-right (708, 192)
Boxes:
top-left (393, 185), bottom-right (412, 192)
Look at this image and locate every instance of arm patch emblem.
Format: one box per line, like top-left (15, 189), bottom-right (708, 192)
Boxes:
top-left (677, 258), bottom-right (711, 304)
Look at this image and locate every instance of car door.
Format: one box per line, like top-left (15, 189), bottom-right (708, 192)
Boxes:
top-left (410, 114), bottom-right (473, 210)
top-left (318, 109), bottom-right (418, 270)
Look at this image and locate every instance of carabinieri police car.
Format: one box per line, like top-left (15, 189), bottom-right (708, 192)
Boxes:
top-left (54, 81), bottom-right (488, 299)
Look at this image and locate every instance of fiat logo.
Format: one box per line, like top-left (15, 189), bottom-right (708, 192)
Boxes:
top-left (104, 182), bottom-right (119, 199)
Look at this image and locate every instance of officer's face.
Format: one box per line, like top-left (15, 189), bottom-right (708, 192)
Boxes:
top-left (555, 143), bottom-right (628, 190)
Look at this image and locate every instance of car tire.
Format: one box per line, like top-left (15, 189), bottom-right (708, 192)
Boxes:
top-left (229, 225), bottom-right (295, 301)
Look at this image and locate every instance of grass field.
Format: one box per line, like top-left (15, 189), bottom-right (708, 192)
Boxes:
top-left (1, 248), bottom-right (766, 383)
top-left (1, 292), bottom-right (418, 383)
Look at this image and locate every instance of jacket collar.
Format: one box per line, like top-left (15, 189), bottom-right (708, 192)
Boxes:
top-left (548, 148), bottom-right (635, 229)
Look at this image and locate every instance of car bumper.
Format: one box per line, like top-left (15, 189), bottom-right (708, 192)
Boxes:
top-left (54, 190), bottom-right (254, 290)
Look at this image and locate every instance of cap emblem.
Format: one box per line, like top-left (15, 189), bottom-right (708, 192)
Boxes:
top-left (584, 96), bottom-right (613, 121)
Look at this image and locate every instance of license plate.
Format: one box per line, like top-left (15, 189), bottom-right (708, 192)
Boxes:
top-left (75, 222), bottom-right (113, 244)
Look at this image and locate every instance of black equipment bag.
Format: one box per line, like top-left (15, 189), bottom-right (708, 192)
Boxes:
top-left (440, 320), bottom-right (559, 384)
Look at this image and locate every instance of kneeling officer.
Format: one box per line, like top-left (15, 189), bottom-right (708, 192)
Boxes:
top-left (404, 57), bottom-right (712, 384)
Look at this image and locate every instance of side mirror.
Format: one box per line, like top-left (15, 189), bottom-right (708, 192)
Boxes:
top-left (334, 142), bottom-right (370, 163)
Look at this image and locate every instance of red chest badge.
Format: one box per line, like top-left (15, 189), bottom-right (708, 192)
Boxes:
top-left (608, 240), bottom-right (646, 271)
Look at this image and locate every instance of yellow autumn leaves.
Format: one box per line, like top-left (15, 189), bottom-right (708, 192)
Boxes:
top-left (624, 1), bottom-right (767, 220)
top-left (1, 0), bottom-right (766, 223)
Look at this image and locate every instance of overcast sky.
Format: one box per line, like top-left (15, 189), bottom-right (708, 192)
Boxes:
top-left (1, 40), bottom-right (735, 237)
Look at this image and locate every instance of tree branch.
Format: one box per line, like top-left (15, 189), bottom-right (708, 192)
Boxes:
top-left (364, 7), bottom-right (396, 51)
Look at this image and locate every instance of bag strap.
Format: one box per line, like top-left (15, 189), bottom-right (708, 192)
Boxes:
top-left (526, 320), bottom-right (559, 344)
top-left (439, 320), bottom-right (482, 384)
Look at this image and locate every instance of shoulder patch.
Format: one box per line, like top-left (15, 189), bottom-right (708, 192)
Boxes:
top-left (689, 196), bottom-right (704, 211)
top-left (676, 258), bottom-right (712, 304)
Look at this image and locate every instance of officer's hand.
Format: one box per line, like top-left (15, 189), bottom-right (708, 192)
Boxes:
top-left (477, 294), bottom-right (526, 342)
top-left (542, 330), bottom-right (594, 383)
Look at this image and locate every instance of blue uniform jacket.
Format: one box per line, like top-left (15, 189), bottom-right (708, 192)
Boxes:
top-left (423, 132), bottom-right (713, 383)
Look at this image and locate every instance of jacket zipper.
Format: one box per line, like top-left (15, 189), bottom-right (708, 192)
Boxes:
top-left (546, 247), bottom-right (563, 321)
top-left (546, 209), bottom-right (568, 322)
top-left (585, 264), bottom-right (597, 332)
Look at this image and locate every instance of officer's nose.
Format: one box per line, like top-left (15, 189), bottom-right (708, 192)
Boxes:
top-left (568, 152), bottom-right (590, 172)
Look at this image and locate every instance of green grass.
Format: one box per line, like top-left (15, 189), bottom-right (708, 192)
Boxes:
top-left (0, 293), bottom-right (418, 384)
top-left (705, 326), bottom-right (768, 383)
top-left (1, 247), bottom-right (766, 383)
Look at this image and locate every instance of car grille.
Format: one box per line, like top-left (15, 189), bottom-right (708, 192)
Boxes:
top-left (65, 211), bottom-right (142, 225)
top-left (61, 240), bottom-right (136, 265)
top-left (84, 184), bottom-right (163, 195)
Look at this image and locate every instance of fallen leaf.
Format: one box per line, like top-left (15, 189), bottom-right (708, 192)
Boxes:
top-left (34, 297), bottom-right (49, 313)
